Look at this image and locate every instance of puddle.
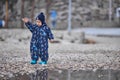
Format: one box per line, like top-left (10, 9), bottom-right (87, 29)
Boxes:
top-left (48, 69), bottom-right (120, 80)
top-left (1, 69), bottom-right (120, 80)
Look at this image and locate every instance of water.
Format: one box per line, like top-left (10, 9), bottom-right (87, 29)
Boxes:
top-left (73, 28), bottom-right (120, 36)
top-left (1, 69), bottom-right (120, 80)
top-left (48, 69), bottom-right (120, 80)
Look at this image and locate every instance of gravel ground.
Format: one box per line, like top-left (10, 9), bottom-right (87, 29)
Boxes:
top-left (0, 29), bottom-right (120, 78)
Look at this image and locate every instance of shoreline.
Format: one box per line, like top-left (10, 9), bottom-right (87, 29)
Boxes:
top-left (0, 29), bottom-right (120, 78)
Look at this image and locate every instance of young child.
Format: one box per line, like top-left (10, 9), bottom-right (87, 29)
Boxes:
top-left (22, 12), bottom-right (54, 65)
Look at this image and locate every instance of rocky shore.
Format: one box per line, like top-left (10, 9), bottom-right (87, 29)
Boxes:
top-left (0, 29), bottom-right (120, 79)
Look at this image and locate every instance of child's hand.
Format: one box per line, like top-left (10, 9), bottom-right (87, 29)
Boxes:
top-left (22, 18), bottom-right (29, 23)
top-left (49, 39), bottom-right (54, 43)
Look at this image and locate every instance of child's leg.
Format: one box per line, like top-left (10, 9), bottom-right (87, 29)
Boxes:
top-left (31, 53), bottom-right (39, 61)
top-left (30, 45), bottom-right (39, 64)
top-left (30, 53), bottom-right (39, 64)
top-left (39, 50), bottom-right (49, 64)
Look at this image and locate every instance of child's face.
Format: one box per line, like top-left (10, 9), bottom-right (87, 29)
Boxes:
top-left (36, 20), bottom-right (42, 26)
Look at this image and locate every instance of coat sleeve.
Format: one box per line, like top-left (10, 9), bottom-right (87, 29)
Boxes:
top-left (46, 27), bottom-right (54, 40)
top-left (25, 21), bottom-right (35, 33)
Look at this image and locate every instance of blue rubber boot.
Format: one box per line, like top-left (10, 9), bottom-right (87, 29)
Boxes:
top-left (39, 61), bottom-right (47, 65)
top-left (30, 60), bottom-right (37, 64)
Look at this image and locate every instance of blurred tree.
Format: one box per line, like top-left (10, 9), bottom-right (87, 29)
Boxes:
top-left (21, 0), bottom-right (24, 28)
top-left (8, 0), bottom-right (17, 12)
top-left (1, 0), bottom-right (17, 28)
top-left (5, 0), bottom-right (8, 28)
top-left (31, 0), bottom-right (35, 23)
top-left (46, 0), bottom-right (51, 25)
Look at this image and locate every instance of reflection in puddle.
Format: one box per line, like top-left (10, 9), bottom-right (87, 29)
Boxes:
top-left (48, 69), bottom-right (120, 80)
top-left (30, 69), bottom-right (48, 80)
top-left (2, 69), bottom-right (120, 80)
top-left (4, 69), bottom-right (48, 80)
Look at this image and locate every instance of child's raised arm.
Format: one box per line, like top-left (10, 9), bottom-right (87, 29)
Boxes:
top-left (22, 18), bottom-right (35, 33)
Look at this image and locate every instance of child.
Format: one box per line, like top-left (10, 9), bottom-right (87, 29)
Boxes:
top-left (22, 12), bottom-right (54, 65)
